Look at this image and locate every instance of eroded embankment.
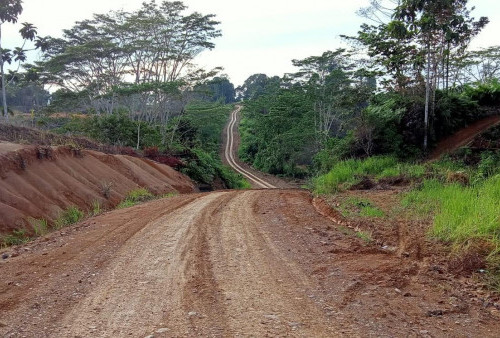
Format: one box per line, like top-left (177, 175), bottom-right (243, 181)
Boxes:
top-left (0, 141), bottom-right (195, 235)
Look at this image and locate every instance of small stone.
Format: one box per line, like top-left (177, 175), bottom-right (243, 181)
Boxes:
top-left (427, 310), bottom-right (444, 317)
top-left (156, 328), bottom-right (169, 333)
top-left (188, 311), bottom-right (197, 317)
top-left (2, 253), bottom-right (8, 260)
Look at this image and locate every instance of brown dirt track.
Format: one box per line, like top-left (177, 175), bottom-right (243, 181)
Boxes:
top-left (1, 190), bottom-right (500, 337)
top-left (0, 141), bottom-right (195, 235)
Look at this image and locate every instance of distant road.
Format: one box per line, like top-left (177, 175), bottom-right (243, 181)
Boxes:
top-left (223, 105), bottom-right (277, 189)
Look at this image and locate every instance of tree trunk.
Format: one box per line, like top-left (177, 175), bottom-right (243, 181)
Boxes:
top-left (424, 43), bottom-right (432, 152)
top-left (0, 25), bottom-right (9, 122)
top-left (136, 122), bottom-right (141, 150)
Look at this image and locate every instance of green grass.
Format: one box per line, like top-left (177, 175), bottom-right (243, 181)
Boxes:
top-left (360, 205), bottom-right (385, 218)
top-left (313, 156), bottom-right (426, 194)
top-left (89, 200), bottom-right (103, 217)
top-left (54, 206), bottom-right (84, 229)
top-left (0, 229), bottom-right (30, 248)
top-left (117, 188), bottom-right (155, 209)
top-left (28, 218), bottom-right (49, 236)
top-left (402, 175), bottom-right (500, 286)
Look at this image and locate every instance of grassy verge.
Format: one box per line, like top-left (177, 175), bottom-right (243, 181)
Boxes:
top-left (313, 156), bottom-right (426, 194)
top-left (314, 154), bottom-right (500, 289)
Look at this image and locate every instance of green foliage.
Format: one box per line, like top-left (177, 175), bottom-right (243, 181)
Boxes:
top-left (313, 156), bottom-right (425, 194)
top-left (1, 229), bottom-right (30, 248)
top-left (182, 148), bottom-right (249, 188)
top-left (433, 89), bottom-right (480, 139)
top-left (28, 218), bottom-right (49, 236)
top-left (117, 188), bottom-right (153, 209)
top-left (462, 79), bottom-right (500, 106)
top-left (54, 206), bottom-right (84, 229)
top-left (313, 132), bottom-right (357, 173)
top-left (239, 88), bottom-right (316, 177)
top-left (59, 113), bottom-right (161, 148)
top-left (181, 102), bottom-right (233, 153)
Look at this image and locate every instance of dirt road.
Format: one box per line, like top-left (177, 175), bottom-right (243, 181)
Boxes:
top-left (223, 106), bottom-right (294, 189)
top-left (1, 190), bottom-right (499, 337)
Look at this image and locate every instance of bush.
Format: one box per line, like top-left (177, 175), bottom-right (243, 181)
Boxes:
top-left (117, 188), bottom-right (154, 209)
top-left (54, 206), bottom-right (84, 229)
top-left (1, 229), bottom-right (30, 247)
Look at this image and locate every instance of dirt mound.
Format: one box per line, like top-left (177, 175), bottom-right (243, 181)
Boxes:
top-left (0, 142), bottom-right (195, 235)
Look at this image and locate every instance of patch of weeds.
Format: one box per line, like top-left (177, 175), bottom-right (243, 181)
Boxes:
top-left (160, 192), bottom-right (179, 199)
top-left (1, 229), bottom-right (30, 247)
top-left (89, 200), bottom-right (103, 217)
top-left (356, 230), bottom-right (373, 243)
top-left (117, 188), bottom-right (154, 209)
top-left (127, 188), bottom-right (154, 203)
top-left (117, 200), bottom-right (137, 209)
top-left (28, 218), bottom-right (49, 236)
top-left (360, 205), bottom-right (385, 218)
top-left (339, 197), bottom-right (384, 218)
top-left (54, 206), bottom-right (84, 229)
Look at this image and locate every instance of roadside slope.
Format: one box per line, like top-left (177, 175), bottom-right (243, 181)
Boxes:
top-left (429, 115), bottom-right (500, 160)
top-left (0, 141), bottom-right (195, 235)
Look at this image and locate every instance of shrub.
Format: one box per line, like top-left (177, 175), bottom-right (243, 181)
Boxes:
top-left (54, 206), bottom-right (84, 229)
top-left (28, 218), bottom-right (49, 236)
top-left (117, 188), bottom-right (154, 209)
top-left (1, 229), bottom-right (30, 247)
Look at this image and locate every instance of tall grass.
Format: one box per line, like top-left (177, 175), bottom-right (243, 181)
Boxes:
top-left (313, 156), bottom-right (425, 194)
top-left (402, 176), bottom-right (500, 245)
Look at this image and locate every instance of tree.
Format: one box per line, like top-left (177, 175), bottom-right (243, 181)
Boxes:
top-left (394, 0), bottom-right (488, 150)
top-left (291, 49), bottom-right (373, 146)
top-left (39, 0), bottom-right (221, 129)
top-left (1, 0), bottom-right (25, 120)
top-left (236, 74), bottom-right (280, 101)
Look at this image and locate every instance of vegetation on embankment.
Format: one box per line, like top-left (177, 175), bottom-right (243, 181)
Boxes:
top-left (0, 188), bottom-right (179, 248)
top-left (312, 151), bottom-right (500, 290)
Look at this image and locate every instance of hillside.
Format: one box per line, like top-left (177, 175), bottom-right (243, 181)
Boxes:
top-left (0, 141), bottom-right (195, 235)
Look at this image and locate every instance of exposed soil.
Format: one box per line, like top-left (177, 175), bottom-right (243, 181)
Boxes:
top-left (429, 115), bottom-right (500, 160)
top-left (1, 190), bottom-right (499, 337)
top-left (0, 142), bottom-right (195, 235)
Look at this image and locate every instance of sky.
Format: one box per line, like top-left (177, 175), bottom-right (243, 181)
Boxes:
top-left (2, 0), bottom-right (500, 86)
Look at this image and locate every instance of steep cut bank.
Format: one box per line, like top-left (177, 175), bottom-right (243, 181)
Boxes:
top-left (0, 141), bottom-right (195, 235)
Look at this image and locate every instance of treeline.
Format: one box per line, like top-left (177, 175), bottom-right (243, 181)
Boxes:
top-left (238, 0), bottom-right (500, 177)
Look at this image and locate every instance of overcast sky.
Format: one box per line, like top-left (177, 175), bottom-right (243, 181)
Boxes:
top-left (3, 0), bottom-right (499, 86)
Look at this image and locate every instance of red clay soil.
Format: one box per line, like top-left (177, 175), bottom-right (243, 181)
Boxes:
top-left (0, 142), bottom-right (195, 235)
top-left (429, 115), bottom-right (500, 160)
top-left (1, 190), bottom-right (499, 336)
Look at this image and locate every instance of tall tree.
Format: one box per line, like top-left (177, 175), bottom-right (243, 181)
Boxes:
top-left (394, 0), bottom-right (488, 150)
